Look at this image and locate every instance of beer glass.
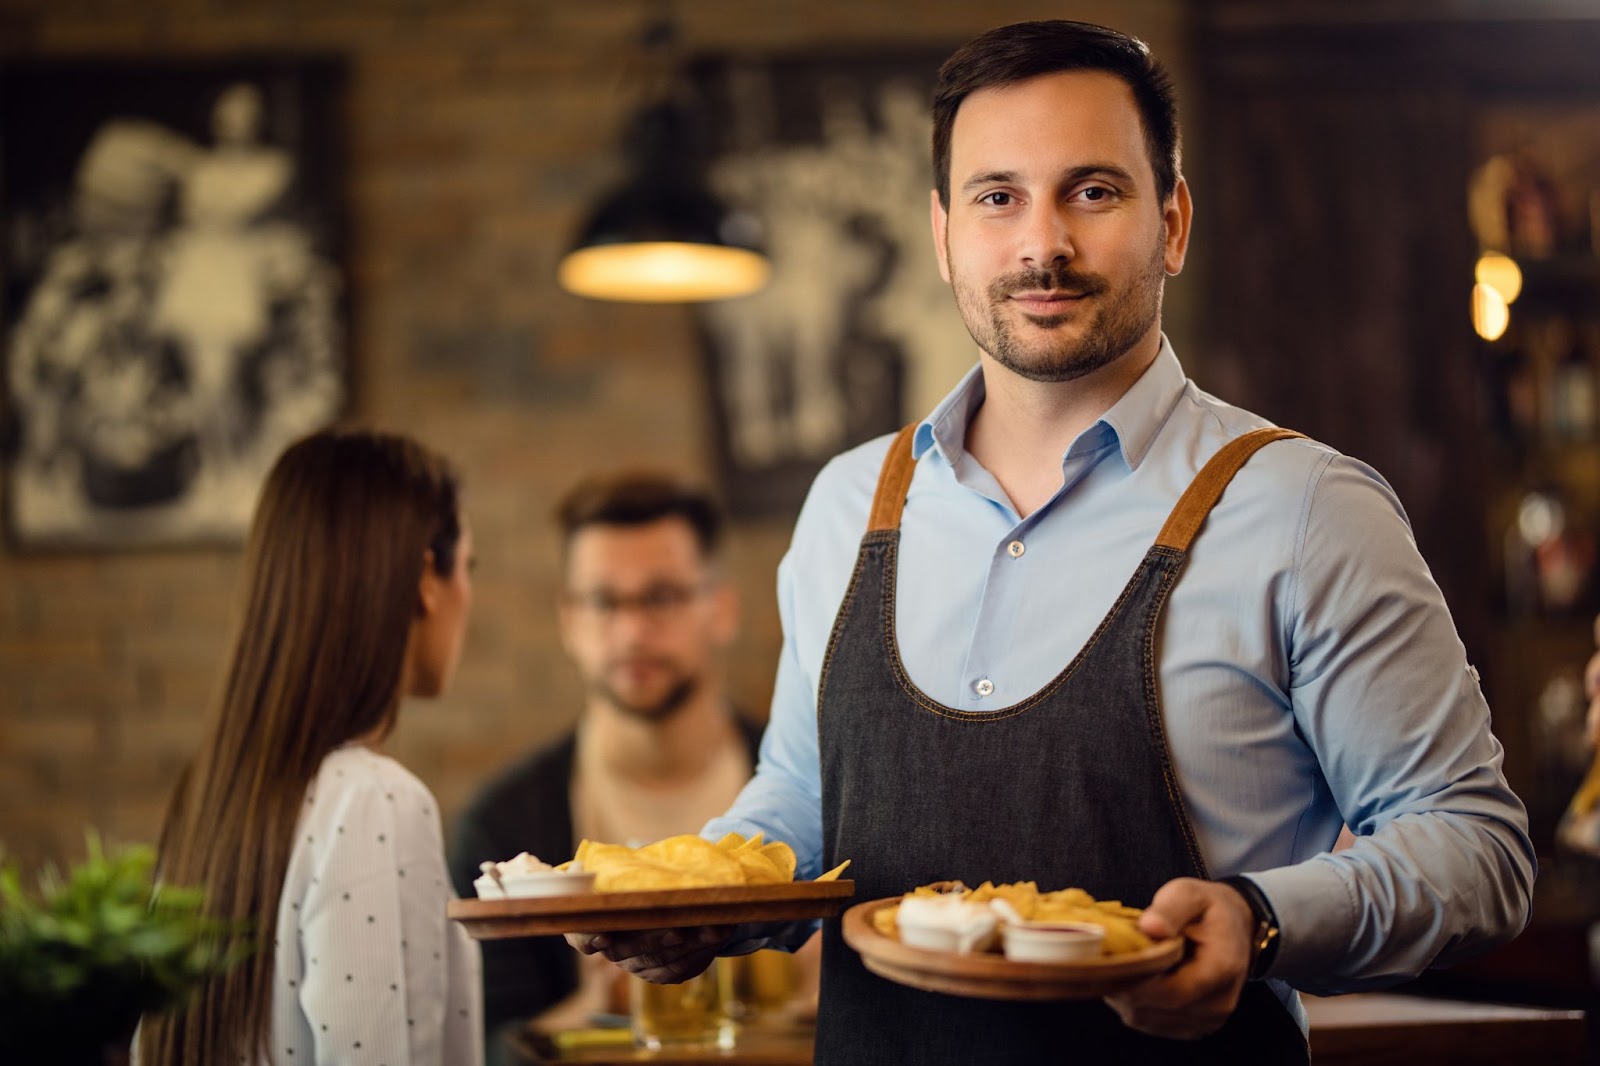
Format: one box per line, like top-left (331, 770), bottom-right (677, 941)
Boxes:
top-left (629, 959), bottom-right (735, 1051)
top-left (720, 949), bottom-right (799, 1026)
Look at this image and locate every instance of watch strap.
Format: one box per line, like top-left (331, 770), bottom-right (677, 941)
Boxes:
top-left (1217, 874), bottom-right (1281, 981)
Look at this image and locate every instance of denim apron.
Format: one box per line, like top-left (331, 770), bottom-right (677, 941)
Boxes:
top-left (814, 425), bottom-right (1311, 1065)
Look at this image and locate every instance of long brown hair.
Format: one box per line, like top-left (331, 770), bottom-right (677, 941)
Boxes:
top-left (138, 428), bottom-right (461, 1066)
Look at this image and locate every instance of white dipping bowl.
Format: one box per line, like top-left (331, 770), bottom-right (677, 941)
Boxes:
top-left (1001, 921), bottom-right (1105, 963)
top-left (498, 869), bottom-right (597, 899)
top-left (896, 896), bottom-right (999, 955)
top-left (472, 875), bottom-right (506, 900)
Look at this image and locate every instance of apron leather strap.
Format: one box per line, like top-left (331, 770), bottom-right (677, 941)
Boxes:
top-left (867, 424), bottom-right (919, 533)
top-left (1155, 427), bottom-right (1306, 552)
top-left (868, 422), bottom-right (1305, 546)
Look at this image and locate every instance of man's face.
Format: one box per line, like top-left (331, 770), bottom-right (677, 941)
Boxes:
top-left (560, 517), bottom-right (737, 722)
top-left (931, 70), bottom-right (1190, 383)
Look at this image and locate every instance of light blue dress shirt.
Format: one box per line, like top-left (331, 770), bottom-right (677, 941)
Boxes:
top-left (706, 338), bottom-right (1534, 1023)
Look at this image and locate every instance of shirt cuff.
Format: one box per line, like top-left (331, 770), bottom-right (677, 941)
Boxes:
top-left (1236, 859), bottom-right (1355, 982)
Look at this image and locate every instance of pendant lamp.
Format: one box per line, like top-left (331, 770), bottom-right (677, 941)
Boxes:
top-left (558, 29), bottom-right (769, 303)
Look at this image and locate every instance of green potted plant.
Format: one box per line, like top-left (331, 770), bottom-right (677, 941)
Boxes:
top-left (0, 833), bottom-right (247, 1066)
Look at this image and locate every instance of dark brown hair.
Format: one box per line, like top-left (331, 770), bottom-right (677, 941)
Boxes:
top-left (556, 469), bottom-right (724, 558)
top-left (932, 19), bottom-right (1180, 209)
top-left (138, 428), bottom-right (460, 1066)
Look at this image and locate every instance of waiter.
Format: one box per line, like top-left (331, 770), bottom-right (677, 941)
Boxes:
top-left (571, 19), bottom-right (1534, 1064)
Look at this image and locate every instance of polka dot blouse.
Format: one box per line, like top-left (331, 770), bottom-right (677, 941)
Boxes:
top-left (267, 745), bottom-right (483, 1065)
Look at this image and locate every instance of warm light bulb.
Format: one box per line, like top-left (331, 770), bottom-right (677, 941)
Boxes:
top-left (1471, 282), bottom-right (1510, 342)
top-left (558, 242), bottom-right (770, 302)
top-left (1474, 252), bottom-right (1523, 305)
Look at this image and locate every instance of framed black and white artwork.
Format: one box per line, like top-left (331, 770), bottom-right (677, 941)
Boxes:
top-left (1, 57), bottom-right (348, 549)
top-left (693, 50), bottom-right (974, 518)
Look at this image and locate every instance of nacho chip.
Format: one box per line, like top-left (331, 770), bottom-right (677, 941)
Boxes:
top-left (598, 857), bottom-right (715, 891)
top-left (759, 841), bottom-right (797, 880)
top-left (635, 835), bottom-right (745, 884)
top-left (730, 848), bottom-right (787, 885)
top-left (568, 832), bottom-right (835, 890)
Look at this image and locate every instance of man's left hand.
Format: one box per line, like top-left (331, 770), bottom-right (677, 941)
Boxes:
top-left (1103, 877), bottom-right (1255, 1040)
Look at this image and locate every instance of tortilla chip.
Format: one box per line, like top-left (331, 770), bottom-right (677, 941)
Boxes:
top-left (597, 857), bottom-right (714, 892)
top-left (731, 848), bottom-right (787, 885)
top-left (760, 841), bottom-right (798, 880)
top-left (635, 835), bottom-right (745, 884)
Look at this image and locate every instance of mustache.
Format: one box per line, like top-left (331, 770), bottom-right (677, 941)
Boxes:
top-left (990, 267), bottom-right (1108, 298)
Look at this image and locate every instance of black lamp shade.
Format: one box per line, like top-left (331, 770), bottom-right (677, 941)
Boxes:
top-left (558, 102), bottom-right (770, 302)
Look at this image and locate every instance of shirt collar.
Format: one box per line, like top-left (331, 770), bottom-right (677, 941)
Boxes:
top-left (912, 335), bottom-right (1189, 471)
top-left (913, 363), bottom-right (984, 464)
top-left (1099, 335), bottom-right (1187, 470)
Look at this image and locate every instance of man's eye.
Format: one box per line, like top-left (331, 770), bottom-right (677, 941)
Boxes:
top-left (979, 191), bottom-right (1014, 207)
top-left (1077, 186), bottom-right (1112, 202)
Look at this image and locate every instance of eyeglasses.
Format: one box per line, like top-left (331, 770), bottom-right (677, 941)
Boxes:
top-left (564, 582), bottom-right (709, 623)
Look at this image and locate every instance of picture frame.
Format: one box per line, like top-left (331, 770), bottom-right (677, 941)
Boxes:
top-left (0, 56), bottom-right (349, 550)
top-left (692, 49), bottom-right (972, 518)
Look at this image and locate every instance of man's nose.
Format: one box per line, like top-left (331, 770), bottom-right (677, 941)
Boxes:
top-left (1019, 203), bottom-right (1075, 271)
top-left (605, 605), bottom-right (657, 641)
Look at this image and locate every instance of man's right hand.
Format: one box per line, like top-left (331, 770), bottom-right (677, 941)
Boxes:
top-left (565, 926), bottom-right (733, 984)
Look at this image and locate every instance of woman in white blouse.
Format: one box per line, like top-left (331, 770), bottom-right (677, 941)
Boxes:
top-left (138, 429), bottom-right (483, 1066)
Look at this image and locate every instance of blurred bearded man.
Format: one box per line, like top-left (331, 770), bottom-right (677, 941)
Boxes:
top-left (449, 471), bottom-right (760, 1063)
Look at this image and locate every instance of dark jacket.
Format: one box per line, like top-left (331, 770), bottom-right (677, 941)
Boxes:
top-left (448, 716), bottom-right (765, 1062)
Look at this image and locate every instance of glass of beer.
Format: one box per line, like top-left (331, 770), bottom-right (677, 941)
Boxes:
top-left (629, 960), bottom-right (735, 1051)
top-left (720, 949), bottom-right (799, 1027)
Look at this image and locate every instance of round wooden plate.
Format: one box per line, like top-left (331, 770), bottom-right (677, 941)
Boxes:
top-left (448, 880), bottom-right (855, 939)
top-left (841, 896), bottom-right (1185, 1001)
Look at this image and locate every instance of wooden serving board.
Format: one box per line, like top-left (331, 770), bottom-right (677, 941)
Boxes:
top-left (449, 880), bottom-right (855, 939)
top-left (841, 897), bottom-right (1184, 1001)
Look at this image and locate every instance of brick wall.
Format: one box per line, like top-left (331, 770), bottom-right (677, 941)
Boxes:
top-left (0, 0), bottom-right (1189, 873)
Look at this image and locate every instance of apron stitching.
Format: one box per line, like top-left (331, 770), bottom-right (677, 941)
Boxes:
top-left (1140, 553), bottom-right (1210, 879)
top-left (815, 532), bottom-right (892, 721)
top-left (879, 538), bottom-right (1187, 722)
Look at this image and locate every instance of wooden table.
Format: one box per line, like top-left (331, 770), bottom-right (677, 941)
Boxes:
top-left (1302, 993), bottom-right (1587, 1065)
top-left (508, 1022), bottom-right (811, 1065)
top-left (510, 993), bottom-right (1588, 1064)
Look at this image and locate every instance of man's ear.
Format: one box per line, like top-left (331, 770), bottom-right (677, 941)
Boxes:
top-left (1163, 176), bottom-right (1193, 276)
top-left (931, 188), bottom-right (952, 285)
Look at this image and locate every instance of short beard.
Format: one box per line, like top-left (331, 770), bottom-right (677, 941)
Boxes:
top-left (597, 674), bottom-right (698, 723)
top-left (949, 230), bottom-right (1166, 384)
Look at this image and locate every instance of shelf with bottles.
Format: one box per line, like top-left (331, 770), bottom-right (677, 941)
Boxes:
top-left (1478, 315), bottom-right (1600, 457)
top-left (1470, 103), bottom-right (1600, 456)
top-left (1485, 477), bottom-right (1600, 622)
top-left (1483, 620), bottom-right (1597, 850)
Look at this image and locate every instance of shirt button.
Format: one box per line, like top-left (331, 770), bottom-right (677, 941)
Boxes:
top-left (1006, 540), bottom-right (1025, 558)
top-left (974, 678), bottom-right (995, 697)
